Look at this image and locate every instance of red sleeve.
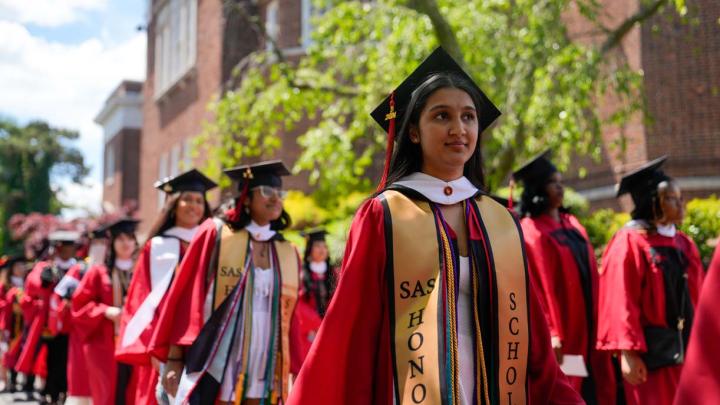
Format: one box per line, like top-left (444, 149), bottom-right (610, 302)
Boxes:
top-left (116, 241), bottom-right (153, 362)
top-left (288, 198), bottom-right (387, 405)
top-left (527, 285), bottom-right (585, 404)
top-left (71, 265), bottom-right (110, 342)
top-left (596, 229), bottom-right (647, 351)
top-left (674, 244), bottom-right (720, 404)
top-left (149, 218), bottom-right (217, 360)
top-left (521, 220), bottom-right (564, 342)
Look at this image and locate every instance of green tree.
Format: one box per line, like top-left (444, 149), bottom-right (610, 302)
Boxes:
top-left (201, 0), bottom-right (690, 209)
top-left (0, 118), bottom-right (88, 251)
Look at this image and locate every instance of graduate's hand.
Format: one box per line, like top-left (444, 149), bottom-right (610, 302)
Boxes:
top-left (163, 360), bottom-right (182, 397)
top-left (104, 306), bottom-right (121, 321)
top-left (620, 350), bottom-right (647, 385)
top-left (551, 336), bottom-right (563, 364)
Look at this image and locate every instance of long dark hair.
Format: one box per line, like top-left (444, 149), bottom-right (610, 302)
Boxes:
top-left (384, 72), bottom-right (487, 190)
top-left (146, 192), bottom-right (213, 239)
top-left (632, 178), bottom-right (673, 223)
top-left (105, 231), bottom-right (138, 270)
top-left (302, 239), bottom-right (335, 300)
top-left (519, 183), bottom-right (550, 218)
top-left (222, 193), bottom-right (292, 232)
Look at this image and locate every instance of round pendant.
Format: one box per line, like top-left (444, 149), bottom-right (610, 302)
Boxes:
top-left (443, 186), bottom-right (453, 196)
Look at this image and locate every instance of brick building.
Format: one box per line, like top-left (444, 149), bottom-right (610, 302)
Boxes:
top-left (131, 0), bottom-right (718, 234)
top-left (564, 0), bottom-right (720, 209)
top-left (95, 80), bottom-right (143, 214)
top-left (135, 0), bottom-right (315, 236)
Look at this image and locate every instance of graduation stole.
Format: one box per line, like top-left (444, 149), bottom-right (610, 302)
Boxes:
top-left (213, 224), bottom-right (299, 403)
top-left (381, 190), bottom-right (529, 405)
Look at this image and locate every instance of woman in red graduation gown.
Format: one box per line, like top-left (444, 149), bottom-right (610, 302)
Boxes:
top-left (150, 160), bottom-right (304, 404)
top-left (596, 157), bottom-right (704, 405)
top-left (673, 242), bottom-right (720, 404)
top-left (17, 231), bottom-right (80, 404)
top-left (514, 151), bottom-right (616, 404)
top-left (116, 169), bottom-right (216, 405)
top-left (288, 47), bottom-right (582, 405)
top-left (71, 219), bottom-right (139, 405)
top-left (50, 259), bottom-right (93, 405)
top-left (1, 256), bottom-right (27, 393)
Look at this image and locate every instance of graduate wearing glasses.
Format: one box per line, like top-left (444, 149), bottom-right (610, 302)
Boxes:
top-left (150, 160), bottom-right (305, 405)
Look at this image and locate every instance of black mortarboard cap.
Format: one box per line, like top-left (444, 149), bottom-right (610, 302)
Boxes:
top-left (616, 156), bottom-right (669, 201)
top-left (512, 150), bottom-right (558, 187)
top-left (223, 160), bottom-right (291, 191)
top-left (89, 224), bottom-right (109, 239)
top-left (370, 47), bottom-right (501, 135)
top-left (48, 231), bottom-right (81, 245)
top-left (302, 228), bottom-right (328, 243)
top-left (105, 218), bottom-right (140, 237)
top-left (154, 169), bottom-right (217, 194)
top-left (0, 255), bottom-right (24, 270)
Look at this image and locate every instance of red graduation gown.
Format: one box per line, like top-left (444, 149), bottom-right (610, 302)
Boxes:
top-left (15, 260), bottom-right (53, 375)
top-left (49, 264), bottom-right (91, 397)
top-left (674, 244), bottom-right (720, 404)
top-left (2, 286), bottom-right (24, 369)
top-left (116, 238), bottom-right (188, 405)
top-left (72, 264), bottom-right (136, 405)
top-left (521, 213), bottom-right (616, 404)
top-left (288, 198), bottom-right (583, 405)
top-left (149, 218), bottom-right (305, 373)
top-left (597, 226), bottom-right (704, 405)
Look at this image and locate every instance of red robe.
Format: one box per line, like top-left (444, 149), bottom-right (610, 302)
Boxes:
top-left (674, 244), bottom-right (720, 404)
top-left (288, 198), bottom-right (583, 405)
top-left (149, 218), bottom-right (305, 373)
top-left (116, 236), bottom-right (188, 405)
top-left (49, 264), bottom-right (91, 397)
top-left (2, 286), bottom-right (24, 369)
top-left (72, 264), bottom-right (137, 405)
top-left (597, 226), bottom-right (704, 405)
top-left (15, 260), bottom-right (53, 375)
top-left (521, 213), bottom-right (616, 404)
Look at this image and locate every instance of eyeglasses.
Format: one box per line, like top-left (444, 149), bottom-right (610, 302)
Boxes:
top-left (252, 185), bottom-right (287, 199)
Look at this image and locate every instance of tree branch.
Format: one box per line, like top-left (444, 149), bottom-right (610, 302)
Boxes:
top-left (600, 0), bottom-right (667, 54)
top-left (225, 0), bottom-right (360, 98)
top-left (406, 0), bottom-right (465, 66)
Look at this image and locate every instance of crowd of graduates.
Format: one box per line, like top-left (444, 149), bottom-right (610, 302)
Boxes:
top-left (0, 47), bottom-right (718, 404)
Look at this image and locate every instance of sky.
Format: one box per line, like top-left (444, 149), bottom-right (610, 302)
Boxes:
top-left (0, 0), bottom-right (147, 218)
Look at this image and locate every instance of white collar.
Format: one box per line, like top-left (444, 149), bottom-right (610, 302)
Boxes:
top-left (54, 257), bottom-right (77, 271)
top-left (393, 172), bottom-right (478, 205)
top-left (115, 258), bottom-right (134, 271)
top-left (657, 223), bottom-right (677, 238)
top-left (10, 276), bottom-right (23, 288)
top-left (245, 221), bottom-right (276, 242)
top-left (164, 226), bottom-right (199, 243)
top-left (309, 261), bottom-right (328, 275)
top-left (626, 219), bottom-right (677, 238)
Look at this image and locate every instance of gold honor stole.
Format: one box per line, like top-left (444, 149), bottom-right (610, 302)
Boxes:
top-left (381, 190), bottom-right (529, 405)
top-left (213, 224), bottom-right (299, 403)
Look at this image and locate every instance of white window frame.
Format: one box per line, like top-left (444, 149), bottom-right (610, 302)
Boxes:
top-left (104, 144), bottom-right (115, 186)
top-left (153, 0), bottom-right (198, 99)
top-left (265, 0), bottom-right (279, 51)
top-left (170, 143), bottom-right (181, 177)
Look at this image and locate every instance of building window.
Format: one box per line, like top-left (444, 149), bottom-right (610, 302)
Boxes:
top-left (157, 151), bottom-right (169, 210)
top-left (182, 137), bottom-right (193, 170)
top-left (265, 0), bottom-right (279, 51)
top-left (104, 144), bottom-right (115, 186)
top-left (170, 143), bottom-right (181, 177)
top-left (154, 0), bottom-right (197, 98)
top-left (301, 0), bottom-right (320, 49)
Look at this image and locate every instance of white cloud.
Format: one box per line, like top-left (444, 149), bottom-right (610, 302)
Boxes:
top-left (0, 0), bottom-right (108, 27)
top-left (0, 20), bottom-right (146, 215)
top-left (57, 178), bottom-right (103, 219)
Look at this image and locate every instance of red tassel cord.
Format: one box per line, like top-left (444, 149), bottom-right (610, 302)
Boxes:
top-left (377, 92), bottom-right (397, 193)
